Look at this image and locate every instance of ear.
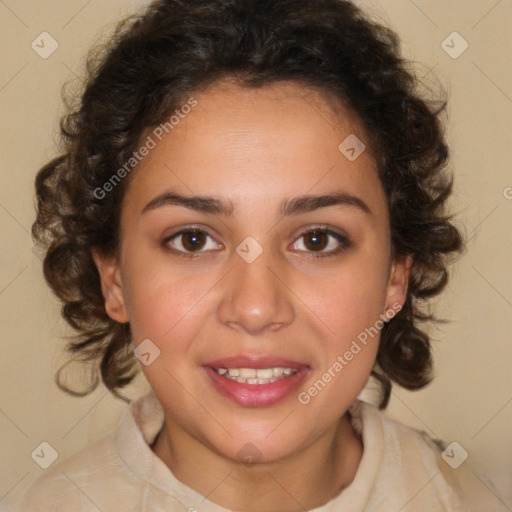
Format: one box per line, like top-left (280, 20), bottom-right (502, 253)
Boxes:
top-left (91, 248), bottom-right (129, 323)
top-left (384, 254), bottom-right (412, 316)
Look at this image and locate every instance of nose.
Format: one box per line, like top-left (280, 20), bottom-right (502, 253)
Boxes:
top-left (216, 247), bottom-right (295, 335)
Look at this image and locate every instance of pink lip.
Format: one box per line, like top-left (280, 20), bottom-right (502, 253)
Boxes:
top-left (203, 355), bottom-right (310, 407)
top-left (205, 355), bottom-right (306, 370)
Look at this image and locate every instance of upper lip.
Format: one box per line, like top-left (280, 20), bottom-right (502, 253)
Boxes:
top-left (204, 355), bottom-right (309, 369)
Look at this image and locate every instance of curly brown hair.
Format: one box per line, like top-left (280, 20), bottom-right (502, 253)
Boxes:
top-left (32, 0), bottom-right (463, 408)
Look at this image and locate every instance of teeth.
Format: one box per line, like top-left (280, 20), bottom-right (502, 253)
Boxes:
top-left (256, 368), bottom-right (273, 379)
top-left (214, 367), bottom-right (299, 384)
top-left (239, 368), bottom-right (256, 378)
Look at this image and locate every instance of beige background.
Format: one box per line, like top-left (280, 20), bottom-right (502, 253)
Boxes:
top-left (1, 0), bottom-right (511, 509)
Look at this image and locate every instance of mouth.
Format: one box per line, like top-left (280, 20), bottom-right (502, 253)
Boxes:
top-left (203, 356), bottom-right (310, 407)
top-left (213, 366), bottom-right (299, 384)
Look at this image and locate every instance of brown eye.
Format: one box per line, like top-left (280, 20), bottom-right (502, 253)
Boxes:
top-left (292, 228), bottom-right (350, 257)
top-left (303, 230), bottom-right (329, 251)
top-left (164, 228), bottom-right (220, 256)
top-left (181, 230), bottom-right (207, 251)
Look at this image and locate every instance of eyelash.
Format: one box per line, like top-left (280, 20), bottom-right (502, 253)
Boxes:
top-left (162, 225), bottom-right (351, 260)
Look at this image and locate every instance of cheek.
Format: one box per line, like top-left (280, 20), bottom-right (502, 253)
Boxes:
top-left (291, 255), bottom-right (388, 404)
top-left (121, 252), bottom-right (218, 347)
top-left (302, 261), bottom-right (389, 343)
top-left (295, 270), bottom-right (384, 414)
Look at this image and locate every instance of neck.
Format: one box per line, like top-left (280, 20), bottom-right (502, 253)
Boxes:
top-left (152, 411), bottom-right (363, 511)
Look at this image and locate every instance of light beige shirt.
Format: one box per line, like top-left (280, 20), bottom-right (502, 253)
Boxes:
top-left (13, 391), bottom-right (489, 511)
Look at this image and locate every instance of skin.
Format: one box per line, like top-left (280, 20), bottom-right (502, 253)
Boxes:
top-left (93, 80), bottom-right (411, 511)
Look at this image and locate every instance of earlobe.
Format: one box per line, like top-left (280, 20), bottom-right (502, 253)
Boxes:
top-left (91, 248), bottom-right (129, 323)
top-left (385, 254), bottom-right (413, 314)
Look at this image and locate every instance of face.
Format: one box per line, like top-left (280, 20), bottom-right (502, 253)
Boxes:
top-left (93, 80), bottom-right (410, 464)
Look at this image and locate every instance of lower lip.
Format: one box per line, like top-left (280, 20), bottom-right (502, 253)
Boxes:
top-left (204, 367), bottom-right (309, 407)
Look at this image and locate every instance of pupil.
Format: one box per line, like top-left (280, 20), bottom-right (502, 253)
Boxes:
top-left (306, 231), bottom-right (326, 251)
top-left (184, 231), bottom-right (204, 251)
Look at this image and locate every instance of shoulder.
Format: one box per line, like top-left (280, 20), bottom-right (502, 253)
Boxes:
top-left (12, 431), bottom-right (132, 512)
top-left (14, 435), bottom-right (107, 512)
top-left (354, 399), bottom-right (444, 465)
top-left (12, 392), bottom-right (164, 512)
top-left (355, 402), bottom-right (501, 512)
top-left (355, 400), bottom-right (470, 511)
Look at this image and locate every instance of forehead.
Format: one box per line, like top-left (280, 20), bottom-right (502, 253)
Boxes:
top-left (124, 80), bottom-right (386, 220)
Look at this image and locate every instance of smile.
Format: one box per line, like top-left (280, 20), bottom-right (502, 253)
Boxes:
top-left (204, 356), bottom-right (310, 407)
top-left (213, 367), bottom-right (299, 385)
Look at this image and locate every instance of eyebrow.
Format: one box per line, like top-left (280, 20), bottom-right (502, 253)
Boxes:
top-left (141, 190), bottom-right (372, 217)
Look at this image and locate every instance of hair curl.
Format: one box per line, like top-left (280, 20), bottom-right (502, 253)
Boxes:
top-left (32, 0), bottom-right (463, 407)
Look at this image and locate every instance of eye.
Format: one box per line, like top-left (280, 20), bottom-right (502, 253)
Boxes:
top-left (163, 228), bottom-right (221, 257)
top-left (291, 227), bottom-right (350, 257)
